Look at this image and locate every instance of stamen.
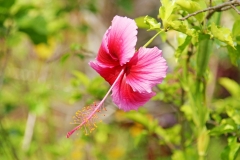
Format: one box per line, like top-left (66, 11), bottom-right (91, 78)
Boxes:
top-left (69, 102), bottom-right (104, 136)
top-left (66, 68), bottom-right (125, 138)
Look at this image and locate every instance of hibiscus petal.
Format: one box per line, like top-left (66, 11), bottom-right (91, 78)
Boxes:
top-left (89, 61), bottom-right (123, 85)
top-left (95, 29), bottom-right (119, 68)
top-left (107, 16), bottom-right (138, 66)
top-left (126, 47), bottom-right (168, 93)
top-left (111, 74), bottom-right (156, 111)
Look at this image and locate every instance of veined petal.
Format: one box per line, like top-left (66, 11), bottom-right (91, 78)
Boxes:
top-left (111, 74), bottom-right (155, 111)
top-left (96, 29), bottom-right (119, 68)
top-left (89, 61), bottom-right (123, 85)
top-left (126, 47), bottom-right (168, 93)
top-left (107, 16), bottom-right (137, 66)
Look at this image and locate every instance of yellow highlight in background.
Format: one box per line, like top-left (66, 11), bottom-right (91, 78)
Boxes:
top-left (34, 38), bottom-right (56, 60)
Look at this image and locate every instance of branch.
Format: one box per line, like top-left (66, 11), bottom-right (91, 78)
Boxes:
top-left (46, 47), bottom-right (95, 63)
top-left (231, 4), bottom-right (240, 14)
top-left (166, 39), bottom-right (176, 50)
top-left (179, 0), bottom-right (240, 21)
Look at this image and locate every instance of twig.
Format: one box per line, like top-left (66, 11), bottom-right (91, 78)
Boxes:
top-left (207, 5), bottom-right (237, 19)
top-left (231, 4), bottom-right (240, 14)
top-left (166, 39), bottom-right (176, 50)
top-left (46, 46), bottom-right (95, 63)
top-left (22, 112), bottom-right (37, 151)
top-left (179, 0), bottom-right (240, 21)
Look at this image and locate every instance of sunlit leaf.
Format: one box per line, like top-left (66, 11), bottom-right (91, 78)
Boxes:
top-left (169, 20), bottom-right (194, 36)
top-left (226, 107), bottom-right (240, 125)
top-left (176, 0), bottom-right (206, 22)
top-left (135, 16), bottom-right (149, 29)
top-left (210, 119), bottom-right (237, 136)
top-left (175, 36), bottom-right (191, 58)
top-left (159, 0), bottom-right (176, 29)
top-left (181, 105), bottom-right (192, 121)
top-left (219, 78), bottom-right (240, 97)
top-left (221, 137), bottom-right (240, 160)
top-left (197, 129), bottom-right (209, 157)
top-left (227, 44), bottom-right (240, 67)
top-left (232, 20), bottom-right (240, 39)
top-left (211, 23), bottom-right (235, 48)
top-left (143, 16), bottom-right (161, 31)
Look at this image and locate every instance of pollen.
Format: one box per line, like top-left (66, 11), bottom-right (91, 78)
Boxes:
top-left (70, 102), bottom-right (107, 136)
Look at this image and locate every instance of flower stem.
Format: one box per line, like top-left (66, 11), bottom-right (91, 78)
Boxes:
top-left (66, 68), bottom-right (125, 138)
top-left (143, 30), bottom-right (163, 48)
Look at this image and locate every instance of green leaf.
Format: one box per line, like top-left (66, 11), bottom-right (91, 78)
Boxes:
top-left (172, 147), bottom-right (198, 160)
top-left (0, 0), bottom-right (15, 25)
top-left (158, 0), bottom-right (176, 29)
top-left (213, 97), bottom-right (240, 113)
top-left (143, 16), bottom-right (160, 31)
top-left (180, 105), bottom-right (193, 121)
top-left (14, 5), bottom-right (35, 18)
top-left (176, 0), bottom-right (206, 22)
top-left (196, 34), bottom-right (213, 77)
top-left (60, 53), bottom-right (70, 64)
top-left (226, 107), bottom-right (240, 125)
top-left (0, 0), bottom-right (15, 9)
top-left (126, 111), bottom-right (154, 129)
top-left (76, 53), bottom-right (85, 60)
top-left (72, 70), bottom-right (90, 87)
top-left (197, 129), bottom-right (209, 157)
top-left (219, 78), bottom-right (240, 97)
top-left (18, 15), bottom-right (48, 44)
top-left (159, 31), bottom-right (167, 42)
top-left (69, 92), bottom-right (82, 103)
top-left (175, 36), bottom-right (191, 58)
top-left (211, 23), bottom-right (235, 48)
top-left (232, 20), bottom-right (240, 38)
top-left (227, 44), bottom-right (240, 66)
top-left (221, 137), bottom-right (240, 160)
top-left (169, 20), bottom-right (194, 36)
top-left (70, 43), bottom-right (82, 51)
top-left (133, 130), bottom-right (148, 147)
top-left (94, 124), bottom-right (109, 144)
top-left (210, 119), bottom-right (237, 136)
top-left (135, 16), bottom-right (149, 29)
top-left (19, 27), bottom-right (48, 44)
top-left (87, 77), bottom-right (108, 99)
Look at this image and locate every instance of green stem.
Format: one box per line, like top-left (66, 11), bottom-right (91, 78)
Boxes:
top-left (143, 30), bottom-right (163, 48)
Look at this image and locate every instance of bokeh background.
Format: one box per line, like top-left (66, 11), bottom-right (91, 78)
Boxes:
top-left (1, 0), bottom-right (240, 160)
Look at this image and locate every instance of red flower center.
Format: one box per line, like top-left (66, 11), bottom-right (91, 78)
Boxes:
top-left (125, 64), bottom-right (131, 76)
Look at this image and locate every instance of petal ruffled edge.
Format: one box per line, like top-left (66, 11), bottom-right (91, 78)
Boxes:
top-left (126, 47), bottom-right (168, 93)
top-left (107, 16), bottom-right (138, 66)
top-left (111, 74), bottom-right (155, 111)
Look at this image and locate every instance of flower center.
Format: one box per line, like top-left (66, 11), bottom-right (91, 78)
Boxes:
top-left (125, 64), bottom-right (131, 76)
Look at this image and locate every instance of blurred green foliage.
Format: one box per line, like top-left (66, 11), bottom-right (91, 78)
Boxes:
top-left (1, 0), bottom-right (240, 160)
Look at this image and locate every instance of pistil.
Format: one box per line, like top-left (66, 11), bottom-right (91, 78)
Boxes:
top-left (66, 68), bottom-right (125, 138)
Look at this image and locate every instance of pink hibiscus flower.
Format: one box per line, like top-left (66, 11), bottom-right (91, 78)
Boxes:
top-left (67, 15), bottom-right (167, 138)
